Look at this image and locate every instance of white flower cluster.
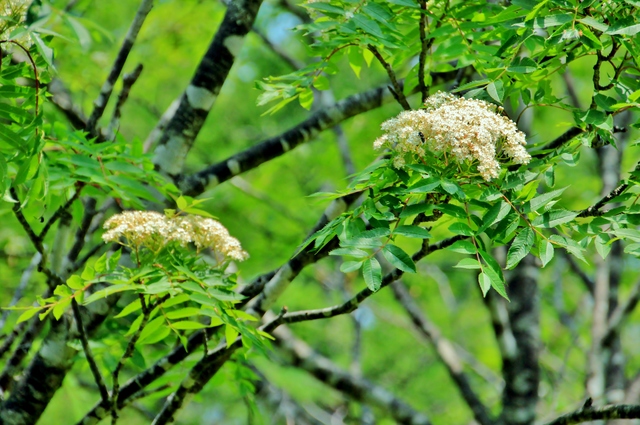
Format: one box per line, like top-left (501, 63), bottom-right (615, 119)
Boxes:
top-left (102, 211), bottom-right (249, 261)
top-left (374, 92), bottom-right (531, 181)
top-left (0, 1), bottom-right (28, 39)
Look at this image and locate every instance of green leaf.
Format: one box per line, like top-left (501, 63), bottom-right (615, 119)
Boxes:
top-left (486, 81), bottom-right (504, 103)
top-left (506, 227), bottom-right (534, 269)
top-left (435, 204), bottom-right (468, 219)
top-left (17, 308), bottom-right (41, 324)
top-left (299, 88), bottom-right (314, 110)
top-left (478, 249), bottom-right (508, 300)
top-left (53, 298), bottom-right (71, 320)
top-left (478, 273), bottom-right (491, 297)
top-left (330, 247), bottom-right (369, 258)
top-left (225, 324), bottom-right (239, 348)
top-left (171, 320), bottom-right (208, 330)
top-left (454, 258), bottom-right (481, 269)
top-left (354, 227), bottom-right (391, 239)
top-left (532, 210), bottom-right (578, 228)
top-left (595, 234), bottom-right (611, 259)
top-left (353, 15), bottom-right (384, 38)
top-left (139, 326), bottom-right (171, 345)
top-left (362, 257), bottom-right (382, 291)
top-left (66, 275), bottom-right (85, 290)
top-left (393, 225), bottom-right (431, 239)
top-left (606, 23), bottom-right (640, 36)
top-left (539, 239), bottom-right (554, 267)
top-left (137, 316), bottom-right (165, 344)
top-left (340, 260), bottom-right (364, 273)
top-left (115, 299), bottom-right (142, 318)
top-left (382, 244), bottom-right (416, 273)
top-left (549, 234), bottom-right (587, 262)
top-left (525, 187), bottom-right (568, 212)
top-left (165, 307), bottom-right (201, 320)
top-left (313, 75), bottom-right (330, 91)
top-left (447, 240), bottom-right (477, 254)
top-left (305, 2), bottom-right (345, 15)
top-left (477, 201), bottom-right (511, 233)
top-left (448, 222), bottom-right (475, 236)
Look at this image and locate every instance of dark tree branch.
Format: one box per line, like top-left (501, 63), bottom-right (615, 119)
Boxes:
top-left (149, 309), bottom-right (288, 425)
top-left (499, 256), bottom-right (540, 425)
top-left (71, 299), bottom-right (110, 404)
top-left (179, 82), bottom-right (400, 196)
top-left (106, 63), bottom-right (144, 140)
top-left (544, 404), bottom-right (640, 425)
top-left (152, 0), bottom-right (263, 176)
top-left (391, 280), bottom-right (494, 425)
top-left (86, 0), bottom-right (154, 137)
top-left (272, 323), bottom-right (431, 425)
top-left (367, 45), bottom-right (411, 110)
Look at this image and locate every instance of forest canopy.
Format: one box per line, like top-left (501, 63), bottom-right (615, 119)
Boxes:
top-left (0, 0), bottom-right (639, 424)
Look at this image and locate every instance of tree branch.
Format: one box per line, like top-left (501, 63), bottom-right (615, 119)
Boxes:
top-left (152, 0), bottom-right (263, 176)
top-left (544, 404), bottom-right (640, 425)
top-left (179, 82), bottom-right (400, 196)
top-left (86, 0), bottom-right (154, 137)
top-left (390, 280), bottom-right (494, 425)
top-left (272, 323), bottom-right (431, 425)
top-left (71, 299), bottom-right (110, 404)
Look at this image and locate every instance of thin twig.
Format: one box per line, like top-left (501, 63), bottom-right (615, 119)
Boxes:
top-left (111, 294), bottom-right (151, 424)
top-left (71, 299), bottom-right (110, 403)
top-left (544, 404), bottom-right (640, 425)
top-left (86, 0), bottom-right (154, 137)
top-left (106, 63), bottom-right (144, 140)
top-left (40, 186), bottom-right (83, 239)
top-left (367, 45), bottom-right (411, 110)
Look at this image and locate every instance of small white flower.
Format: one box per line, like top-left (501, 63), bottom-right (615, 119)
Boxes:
top-left (374, 92), bottom-right (531, 181)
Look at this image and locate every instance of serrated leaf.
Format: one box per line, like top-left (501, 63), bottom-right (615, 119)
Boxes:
top-left (478, 249), bottom-right (508, 300)
top-left (354, 227), bottom-right (391, 239)
top-left (532, 210), bottom-right (578, 228)
top-left (382, 244), bottom-right (416, 273)
top-left (477, 201), bottom-right (511, 233)
top-left (448, 222), bottom-right (475, 236)
top-left (539, 239), bottom-right (554, 267)
top-left (362, 257), bottom-right (382, 291)
top-left (526, 187), bottom-right (568, 212)
top-left (506, 227), bottom-right (534, 269)
top-left (353, 15), bottom-right (384, 37)
top-left (299, 88), bottom-right (314, 110)
top-left (393, 225), bottom-right (431, 239)
top-left (435, 204), bottom-right (468, 219)
top-left (313, 75), bottom-right (330, 90)
top-left (549, 235), bottom-right (587, 262)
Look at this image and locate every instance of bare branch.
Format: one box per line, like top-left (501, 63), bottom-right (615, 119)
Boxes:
top-left (86, 0), bottom-right (154, 137)
top-left (106, 63), bottom-right (144, 140)
top-left (152, 0), bottom-right (263, 176)
top-left (179, 82), bottom-right (400, 196)
top-left (272, 323), bottom-right (431, 425)
top-left (391, 280), bottom-right (494, 425)
top-left (367, 45), bottom-right (411, 110)
top-left (71, 299), bottom-right (110, 404)
top-left (544, 404), bottom-right (640, 425)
